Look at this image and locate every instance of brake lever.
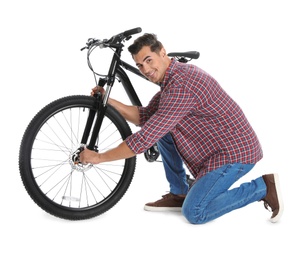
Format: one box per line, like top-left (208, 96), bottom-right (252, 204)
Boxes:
top-left (81, 38), bottom-right (102, 51)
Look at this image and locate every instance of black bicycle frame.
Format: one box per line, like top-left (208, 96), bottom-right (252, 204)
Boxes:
top-left (80, 50), bottom-right (147, 150)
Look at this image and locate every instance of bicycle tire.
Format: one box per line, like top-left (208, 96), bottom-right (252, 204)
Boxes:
top-left (19, 95), bottom-right (136, 220)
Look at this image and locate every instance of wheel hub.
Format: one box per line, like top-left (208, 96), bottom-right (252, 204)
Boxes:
top-left (69, 147), bottom-right (93, 172)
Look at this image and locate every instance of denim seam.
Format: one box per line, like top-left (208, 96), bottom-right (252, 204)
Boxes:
top-left (206, 179), bottom-right (266, 222)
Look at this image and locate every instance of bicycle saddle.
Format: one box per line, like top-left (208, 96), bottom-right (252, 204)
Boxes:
top-left (167, 51), bottom-right (200, 59)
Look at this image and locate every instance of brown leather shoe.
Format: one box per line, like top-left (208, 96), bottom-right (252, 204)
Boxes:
top-left (144, 193), bottom-right (185, 212)
top-left (262, 173), bottom-right (284, 223)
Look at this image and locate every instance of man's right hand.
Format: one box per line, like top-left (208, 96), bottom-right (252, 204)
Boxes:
top-left (91, 86), bottom-right (105, 96)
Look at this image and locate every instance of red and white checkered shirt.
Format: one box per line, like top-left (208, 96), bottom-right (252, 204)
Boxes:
top-left (125, 59), bottom-right (263, 178)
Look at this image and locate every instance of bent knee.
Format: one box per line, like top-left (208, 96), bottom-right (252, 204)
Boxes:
top-left (182, 203), bottom-right (208, 225)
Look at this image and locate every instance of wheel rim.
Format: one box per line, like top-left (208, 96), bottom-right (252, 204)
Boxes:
top-left (29, 105), bottom-right (130, 210)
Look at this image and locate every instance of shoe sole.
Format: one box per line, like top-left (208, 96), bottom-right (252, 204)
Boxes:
top-left (144, 205), bottom-right (182, 212)
top-left (270, 173), bottom-right (284, 223)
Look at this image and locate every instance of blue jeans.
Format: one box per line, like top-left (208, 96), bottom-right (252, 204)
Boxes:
top-left (157, 133), bottom-right (189, 195)
top-left (157, 133), bottom-right (267, 224)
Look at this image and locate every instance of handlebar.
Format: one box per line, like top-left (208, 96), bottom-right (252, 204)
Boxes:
top-left (123, 27), bottom-right (142, 38)
top-left (81, 27), bottom-right (142, 51)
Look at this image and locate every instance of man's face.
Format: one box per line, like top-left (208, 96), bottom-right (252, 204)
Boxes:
top-left (133, 46), bottom-right (169, 83)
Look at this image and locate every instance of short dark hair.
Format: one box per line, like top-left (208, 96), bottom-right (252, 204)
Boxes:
top-left (128, 33), bottom-right (163, 55)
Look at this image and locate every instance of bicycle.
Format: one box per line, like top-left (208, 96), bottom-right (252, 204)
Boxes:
top-left (19, 27), bottom-right (199, 220)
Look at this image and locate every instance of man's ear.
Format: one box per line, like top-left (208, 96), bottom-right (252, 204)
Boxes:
top-left (161, 47), bottom-right (166, 57)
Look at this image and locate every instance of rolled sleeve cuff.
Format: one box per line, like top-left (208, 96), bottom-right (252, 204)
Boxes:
top-left (125, 132), bottom-right (150, 154)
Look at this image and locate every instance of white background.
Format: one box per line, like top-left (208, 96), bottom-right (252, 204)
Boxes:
top-left (1, 0), bottom-right (304, 259)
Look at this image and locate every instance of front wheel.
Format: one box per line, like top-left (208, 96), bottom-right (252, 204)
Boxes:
top-left (19, 95), bottom-right (136, 220)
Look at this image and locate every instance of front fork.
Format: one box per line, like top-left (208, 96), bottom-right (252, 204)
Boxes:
top-left (73, 78), bottom-right (108, 164)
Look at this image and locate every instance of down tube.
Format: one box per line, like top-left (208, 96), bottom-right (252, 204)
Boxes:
top-left (116, 66), bottom-right (143, 107)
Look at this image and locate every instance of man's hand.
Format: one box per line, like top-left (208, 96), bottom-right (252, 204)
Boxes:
top-left (80, 148), bottom-right (101, 164)
top-left (80, 142), bottom-right (135, 165)
top-left (91, 86), bottom-right (105, 96)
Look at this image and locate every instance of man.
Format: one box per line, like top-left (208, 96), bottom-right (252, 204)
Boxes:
top-left (80, 33), bottom-right (283, 224)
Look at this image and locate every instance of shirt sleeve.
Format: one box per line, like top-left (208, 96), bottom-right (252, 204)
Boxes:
top-left (137, 91), bottom-right (161, 127)
top-left (125, 85), bottom-right (196, 154)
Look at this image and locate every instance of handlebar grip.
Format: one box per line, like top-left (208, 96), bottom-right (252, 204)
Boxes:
top-left (123, 27), bottom-right (142, 37)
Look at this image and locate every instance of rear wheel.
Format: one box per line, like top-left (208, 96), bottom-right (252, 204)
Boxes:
top-left (19, 95), bottom-right (136, 220)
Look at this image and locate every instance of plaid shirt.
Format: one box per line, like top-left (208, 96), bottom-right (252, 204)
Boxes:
top-left (125, 59), bottom-right (263, 178)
